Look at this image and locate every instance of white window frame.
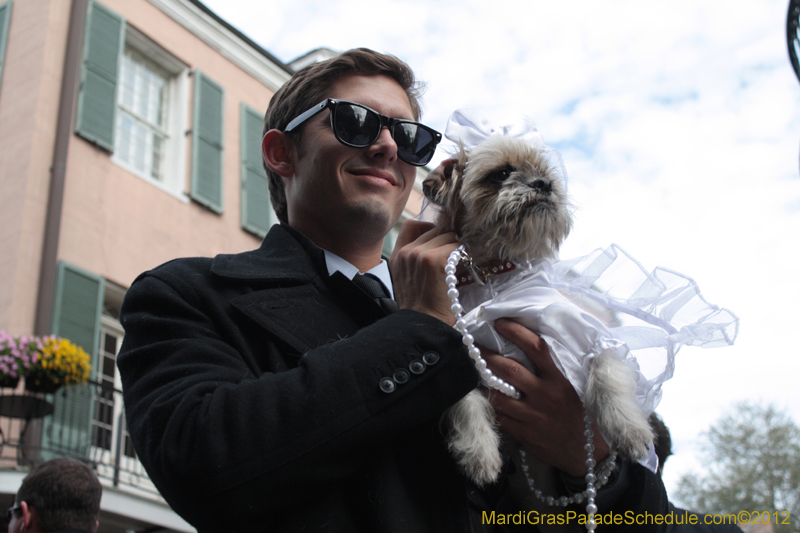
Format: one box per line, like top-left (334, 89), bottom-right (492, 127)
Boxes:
top-left (111, 26), bottom-right (190, 202)
top-left (93, 315), bottom-right (126, 455)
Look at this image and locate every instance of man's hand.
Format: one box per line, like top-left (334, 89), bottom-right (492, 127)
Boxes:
top-left (389, 220), bottom-right (460, 325)
top-left (483, 318), bottom-right (610, 476)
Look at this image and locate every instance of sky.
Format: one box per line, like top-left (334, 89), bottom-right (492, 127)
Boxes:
top-left (199, 0), bottom-right (800, 502)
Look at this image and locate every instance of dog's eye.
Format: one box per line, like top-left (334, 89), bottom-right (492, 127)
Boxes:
top-left (487, 165), bottom-right (515, 184)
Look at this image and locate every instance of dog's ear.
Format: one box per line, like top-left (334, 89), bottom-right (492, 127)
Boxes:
top-left (422, 158), bottom-right (458, 206)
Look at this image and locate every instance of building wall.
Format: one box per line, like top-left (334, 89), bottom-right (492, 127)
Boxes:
top-left (0, 1), bottom-right (292, 529)
top-left (0, 0), bottom-right (292, 335)
top-left (60, 0), bottom-right (280, 290)
top-left (0, 5), bottom-right (432, 528)
top-left (0, 0), bottom-right (72, 334)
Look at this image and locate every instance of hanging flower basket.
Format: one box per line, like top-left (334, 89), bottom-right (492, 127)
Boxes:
top-left (0, 331), bottom-right (40, 389)
top-left (24, 372), bottom-right (63, 394)
top-left (0, 374), bottom-right (20, 389)
top-left (0, 332), bottom-right (91, 394)
top-left (23, 336), bottom-right (91, 393)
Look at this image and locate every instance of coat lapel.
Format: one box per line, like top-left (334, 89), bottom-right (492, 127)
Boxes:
top-left (213, 225), bottom-right (389, 354)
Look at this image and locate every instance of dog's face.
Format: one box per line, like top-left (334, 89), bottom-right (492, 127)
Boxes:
top-left (423, 135), bottom-right (572, 264)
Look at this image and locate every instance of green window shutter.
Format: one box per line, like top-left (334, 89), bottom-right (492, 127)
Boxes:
top-left (51, 261), bottom-right (104, 354)
top-left (191, 70), bottom-right (225, 213)
top-left (240, 103), bottom-right (272, 237)
top-left (41, 262), bottom-right (105, 460)
top-left (74, 1), bottom-right (125, 152)
top-left (0, 1), bottom-right (12, 94)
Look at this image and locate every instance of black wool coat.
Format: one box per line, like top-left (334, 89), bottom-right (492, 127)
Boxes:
top-left (118, 224), bottom-right (485, 532)
top-left (118, 224), bottom-right (668, 533)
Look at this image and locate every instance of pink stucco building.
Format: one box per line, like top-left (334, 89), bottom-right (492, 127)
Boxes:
top-left (0, 1), bottom-right (295, 529)
top-left (0, 0), bottom-right (426, 530)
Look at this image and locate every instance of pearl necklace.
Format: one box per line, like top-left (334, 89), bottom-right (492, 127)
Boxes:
top-left (445, 246), bottom-right (520, 399)
top-left (518, 418), bottom-right (618, 532)
top-left (445, 245), bottom-right (617, 531)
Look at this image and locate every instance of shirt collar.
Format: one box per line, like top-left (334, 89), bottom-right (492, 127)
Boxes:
top-left (323, 250), bottom-right (394, 299)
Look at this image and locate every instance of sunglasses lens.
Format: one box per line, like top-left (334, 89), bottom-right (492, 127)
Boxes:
top-left (333, 104), bottom-right (380, 146)
top-left (394, 123), bottom-right (437, 166)
top-left (331, 101), bottom-right (438, 166)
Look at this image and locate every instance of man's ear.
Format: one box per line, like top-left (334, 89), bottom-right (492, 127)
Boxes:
top-left (20, 501), bottom-right (34, 531)
top-left (262, 129), bottom-right (295, 178)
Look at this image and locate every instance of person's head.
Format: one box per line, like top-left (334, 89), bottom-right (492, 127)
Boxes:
top-left (649, 412), bottom-right (672, 476)
top-left (7, 458), bottom-right (102, 533)
top-left (262, 48), bottom-right (433, 248)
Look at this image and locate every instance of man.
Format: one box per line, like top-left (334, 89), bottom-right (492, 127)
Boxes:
top-left (117, 48), bottom-right (667, 532)
top-left (7, 458), bottom-right (102, 533)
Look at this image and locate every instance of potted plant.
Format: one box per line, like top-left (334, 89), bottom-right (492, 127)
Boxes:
top-left (0, 331), bottom-right (41, 389)
top-left (24, 335), bottom-right (91, 394)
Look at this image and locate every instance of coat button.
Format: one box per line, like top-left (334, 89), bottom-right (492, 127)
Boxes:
top-left (379, 378), bottom-right (396, 393)
top-left (393, 369), bottom-right (410, 384)
top-left (409, 360), bottom-right (425, 375)
top-left (422, 351), bottom-right (440, 365)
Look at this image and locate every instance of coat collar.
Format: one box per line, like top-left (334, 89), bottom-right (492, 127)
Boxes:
top-left (211, 224), bottom-right (326, 282)
top-left (215, 225), bottom-right (389, 354)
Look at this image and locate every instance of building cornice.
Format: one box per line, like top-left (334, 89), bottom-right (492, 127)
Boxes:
top-left (147, 0), bottom-right (293, 90)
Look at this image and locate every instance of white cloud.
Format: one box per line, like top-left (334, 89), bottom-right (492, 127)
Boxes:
top-left (203, 0), bottom-right (800, 498)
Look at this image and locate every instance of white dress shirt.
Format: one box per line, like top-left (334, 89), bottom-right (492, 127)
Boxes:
top-left (323, 250), bottom-right (394, 299)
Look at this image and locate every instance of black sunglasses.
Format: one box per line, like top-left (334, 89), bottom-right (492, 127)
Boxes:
top-left (7, 502), bottom-right (22, 521)
top-left (284, 99), bottom-right (442, 166)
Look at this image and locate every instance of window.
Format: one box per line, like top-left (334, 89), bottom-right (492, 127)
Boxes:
top-left (93, 323), bottom-right (120, 451)
top-left (115, 47), bottom-right (170, 182)
top-left (110, 27), bottom-right (189, 198)
top-left (114, 48), bottom-right (169, 183)
top-left (92, 317), bottom-right (135, 458)
top-left (46, 265), bottom-right (153, 491)
top-left (75, 2), bottom-right (190, 199)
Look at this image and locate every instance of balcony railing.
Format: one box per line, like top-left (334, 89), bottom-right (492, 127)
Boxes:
top-left (0, 380), bottom-right (159, 499)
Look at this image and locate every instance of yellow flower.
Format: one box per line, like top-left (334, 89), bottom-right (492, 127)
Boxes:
top-left (31, 336), bottom-right (92, 385)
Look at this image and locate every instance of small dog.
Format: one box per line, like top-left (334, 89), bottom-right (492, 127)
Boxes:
top-left (423, 133), bottom-right (655, 487)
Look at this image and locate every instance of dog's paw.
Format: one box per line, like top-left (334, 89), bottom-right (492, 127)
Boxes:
top-left (459, 438), bottom-right (503, 487)
top-left (611, 420), bottom-right (654, 460)
top-left (445, 391), bottom-right (503, 486)
top-left (586, 352), bottom-right (655, 461)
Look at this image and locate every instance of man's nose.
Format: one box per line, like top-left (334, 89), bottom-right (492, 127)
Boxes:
top-left (367, 126), bottom-right (398, 161)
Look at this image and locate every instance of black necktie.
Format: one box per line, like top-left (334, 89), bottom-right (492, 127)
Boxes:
top-left (352, 273), bottom-right (398, 314)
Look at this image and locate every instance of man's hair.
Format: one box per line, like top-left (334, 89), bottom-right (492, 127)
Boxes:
top-left (16, 457), bottom-right (102, 532)
top-left (262, 48), bottom-right (424, 224)
top-left (648, 412), bottom-right (672, 476)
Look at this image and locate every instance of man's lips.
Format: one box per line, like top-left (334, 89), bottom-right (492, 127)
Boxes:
top-left (349, 168), bottom-right (398, 186)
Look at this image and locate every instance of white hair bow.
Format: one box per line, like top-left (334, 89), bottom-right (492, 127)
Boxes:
top-left (444, 108), bottom-right (570, 188)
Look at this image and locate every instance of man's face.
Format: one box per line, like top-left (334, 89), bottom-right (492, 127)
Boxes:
top-left (284, 74), bottom-right (418, 246)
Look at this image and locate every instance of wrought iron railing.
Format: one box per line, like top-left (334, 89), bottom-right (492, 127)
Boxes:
top-left (0, 380), bottom-right (159, 498)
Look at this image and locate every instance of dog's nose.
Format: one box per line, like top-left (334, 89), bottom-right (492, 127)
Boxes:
top-left (530, 178), bottom-right (551, 193)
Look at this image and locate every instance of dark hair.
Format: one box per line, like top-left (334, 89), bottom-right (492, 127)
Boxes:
top-left (263, 48), bottom-right (424, 224)
top-left (16, 458), bottom-right (102, 532)
top-left (648, 412), bottom-right (672, 476)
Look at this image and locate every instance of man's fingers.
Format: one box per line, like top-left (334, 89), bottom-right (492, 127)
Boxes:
top-left (483, 352), bottom-right (535, 396)
top-left (388, 220), bottom-right (460, 325)
top-left (494, 318), bottom-right (558, 376)
top-left (482, 352), bottom-right (539, 422)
